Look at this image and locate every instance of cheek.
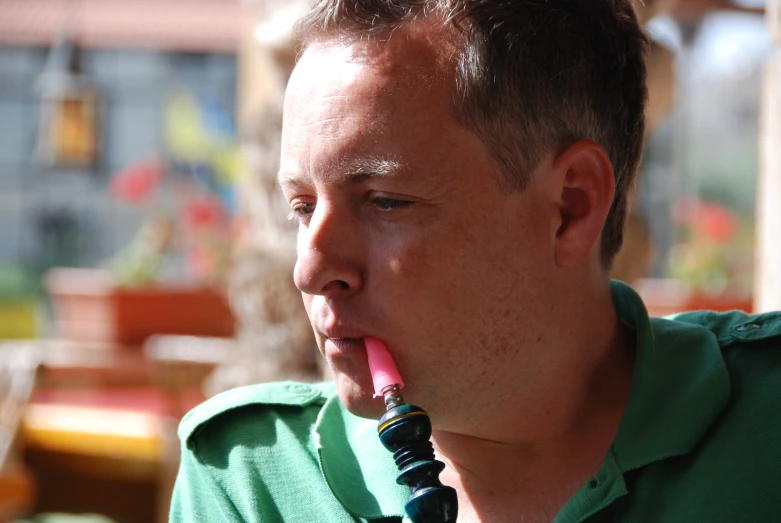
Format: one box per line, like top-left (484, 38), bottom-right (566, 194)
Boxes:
top-left (374, 206), bottom-right (545, 324)
top-left (369, 226), bottom-right (439, 284)
top-left (366, 218), bottom-right (481, 321)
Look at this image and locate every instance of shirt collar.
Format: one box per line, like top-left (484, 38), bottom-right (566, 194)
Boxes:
top-left (315, 391), bottom-right (408, 520)
top-left (609, 279), bottom-right (731, 472)
top-left (556, 281), bottom-right (732, 522)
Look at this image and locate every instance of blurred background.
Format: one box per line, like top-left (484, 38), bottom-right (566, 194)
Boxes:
top-left (0, 0), bottom-right (778, 521)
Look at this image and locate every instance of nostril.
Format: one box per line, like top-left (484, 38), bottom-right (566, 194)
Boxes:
top-left (320, 279), bottom-right (350, 293)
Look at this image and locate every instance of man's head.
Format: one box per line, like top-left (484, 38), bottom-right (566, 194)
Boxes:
top-left (279, 0), bottom-right (647, 428)
top-left (295, 0), bottom-right (648, 267)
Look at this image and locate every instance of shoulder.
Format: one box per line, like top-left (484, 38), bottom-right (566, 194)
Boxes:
top-left (637, 311), bottom-right (781, 518)
top-left (651, 311), bottom-right (781, 354)
top-left (657, 308), bottom-right (781, 455)
top-left (171, 381), bottom-right (364, 522)
top-left (656, 308), bottom-right (781, 350)
top-left (654, 309), bottom-right (781, 391)
top-left (178, 380), bottom-right (337, 454)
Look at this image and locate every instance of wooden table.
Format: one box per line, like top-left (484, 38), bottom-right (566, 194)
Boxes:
top-left (0, 464), bottom-right (35, 522)
top-left (23, 392), bottom-right (168, 476)
top-left (12, 339), bottom-right (219, 523)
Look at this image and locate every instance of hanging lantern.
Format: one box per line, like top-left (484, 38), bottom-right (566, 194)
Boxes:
top-left (35, 35), bottom-right (101, 169)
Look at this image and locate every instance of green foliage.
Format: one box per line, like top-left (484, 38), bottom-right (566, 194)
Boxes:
top-left (0, 264), bottom-right (41, 301)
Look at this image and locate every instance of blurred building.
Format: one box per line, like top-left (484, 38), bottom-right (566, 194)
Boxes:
top-left (0, 0), bottom-right (242, 300)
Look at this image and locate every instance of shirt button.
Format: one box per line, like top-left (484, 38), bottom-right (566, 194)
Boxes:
top-left (286, 384), bottom-right (312, 394)
top-left (735, 323), bottom-right (762, 332)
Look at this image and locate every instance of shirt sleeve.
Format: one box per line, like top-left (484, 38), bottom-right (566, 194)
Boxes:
top-left (169, 442), bottom-right (246, 523)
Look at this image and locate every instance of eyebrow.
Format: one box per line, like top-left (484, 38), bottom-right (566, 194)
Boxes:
top-left (277, 157), bottom-right (404, 187)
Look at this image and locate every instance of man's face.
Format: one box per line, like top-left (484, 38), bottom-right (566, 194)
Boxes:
top-left (279, 28), bottom-right (557, 425)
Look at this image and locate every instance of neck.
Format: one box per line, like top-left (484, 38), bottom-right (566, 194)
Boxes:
top-left (431, 277), bottom-right (635, 506)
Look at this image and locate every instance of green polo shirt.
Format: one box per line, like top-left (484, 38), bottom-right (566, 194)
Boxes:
top-left (169, 281), bottom-right (781, 522)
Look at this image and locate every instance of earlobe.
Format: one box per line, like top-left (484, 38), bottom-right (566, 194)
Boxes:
top-left (552, 141), bottom-right (615, 268)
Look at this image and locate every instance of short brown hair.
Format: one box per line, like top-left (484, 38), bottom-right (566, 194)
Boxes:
top-left (295, 0), bottom-right (648, 267)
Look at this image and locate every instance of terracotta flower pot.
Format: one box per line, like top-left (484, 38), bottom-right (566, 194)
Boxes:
top-left (43, 268), bottom-right (235, 346)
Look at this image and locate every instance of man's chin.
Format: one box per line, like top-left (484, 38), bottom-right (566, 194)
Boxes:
top-left (334, 373), bottom-right (387, 420)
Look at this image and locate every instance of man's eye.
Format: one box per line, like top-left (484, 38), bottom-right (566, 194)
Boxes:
top-left (372, 198), bottom-right (413, 212)
top-left (288, 202), bottom-right (315, 223)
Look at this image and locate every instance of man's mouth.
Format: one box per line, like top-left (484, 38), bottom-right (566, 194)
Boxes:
top-left (324, 337), bottom-right (366, 355)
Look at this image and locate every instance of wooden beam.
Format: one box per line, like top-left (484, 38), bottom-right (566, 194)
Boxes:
top-left (754, 0), bottom-right (781, 313)
top-left (770, 0), bottom-right (781, 46)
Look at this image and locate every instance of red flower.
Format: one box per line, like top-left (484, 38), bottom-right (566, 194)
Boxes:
top-left (180, 194), bottom-right (227, 232)
top-left (672, 197), bottom-right (737, 244)
top-left (695, 203), bottom-right (736, 244)
top-left (111, 160), bottom-right (164, 205)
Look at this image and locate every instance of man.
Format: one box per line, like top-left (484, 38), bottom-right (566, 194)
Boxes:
top-left (170, 1), bottom-right (781, 522)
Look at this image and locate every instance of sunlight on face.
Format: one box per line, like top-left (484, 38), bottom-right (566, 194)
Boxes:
top-left (279, 30), bottom-right (554, 424)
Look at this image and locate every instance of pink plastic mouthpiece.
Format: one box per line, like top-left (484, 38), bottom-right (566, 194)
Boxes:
top-left (365, 337), bottom-right (404, 398)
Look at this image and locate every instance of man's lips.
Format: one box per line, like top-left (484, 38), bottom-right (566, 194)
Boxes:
top-left (317, 325), bottom-right (375, 356)
top-left (319, 326), bottom-right (368, 339)
top-left (324, 337), bottom-right (366, 355)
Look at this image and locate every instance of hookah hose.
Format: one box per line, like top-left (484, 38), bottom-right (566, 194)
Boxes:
top-left (365, 337), bottom-right (458, 523)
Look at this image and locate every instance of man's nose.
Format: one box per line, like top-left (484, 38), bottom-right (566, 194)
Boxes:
top-left (293, 203), bottom-right (363, 296)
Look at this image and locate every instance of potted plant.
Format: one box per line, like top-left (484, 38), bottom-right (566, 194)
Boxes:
top-left (637, 197), bottom-right (753, 317)
top-left (0, 265), bottom-right (40, 340)
top-left (43, 93), bottom-right (240, 346)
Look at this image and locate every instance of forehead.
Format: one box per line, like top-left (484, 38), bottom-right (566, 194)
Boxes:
top-left (293, 21), bottom-right (458, 95)
top-left (287, 28), bottom-right (457, 120)
top-left (280, 25), bottom-right (464, 183)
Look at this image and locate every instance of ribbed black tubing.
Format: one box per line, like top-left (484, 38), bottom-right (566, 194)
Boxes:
top-left (377, 401), bottom-right (458, 523)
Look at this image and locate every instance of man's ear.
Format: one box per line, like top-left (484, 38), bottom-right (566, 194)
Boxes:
top-left (551, 140), bottom-right (615, 268)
